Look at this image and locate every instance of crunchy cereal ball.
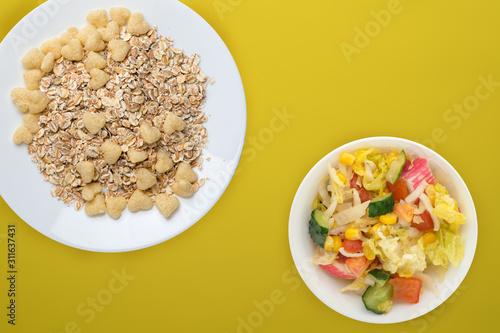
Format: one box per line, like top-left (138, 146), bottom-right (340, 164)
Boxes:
top-left (28, 90), bottom-right (49, 113)
top-left (82, 112), bottom-right (106, 134)
top-left (23, 69), bottom-right (44, 90)
top-left (85, 51), bottom-right (107, 72)
top-left (61, 27), bottom-right (79, 44)
top-left (76, 25), bottom-right (96, 45)
top-left (84, 193), bottom-right (106, 216)
top-left (98, 21), bottom-right (120, 42)
top-left (107, 39), bottom-right (131, 62)
top-left (89, 68), bottom-right (110, 90)
top-left (110, 7), bottom-right (130, 26)
top-left (155, 193), bottom-right (179, 218)
top-left (140, 123), bottom-right (161, 144)
top-left (127, 12), bottom-right (150, 35)
top-left (11, 88), bottom-right (30, 112)
top-left (87, 9), bottom-right (108, 28)
top-left (41, 53), bottom-right (56, 73)
top-left (40, 37), bottom-right (63, 59)
top-left (163, 112), bottom-right (186, 135)
top-left (106, 196), bottom-right (127, 219)
top-left (127, 149), bottom-right (148, 163)
top-left (175, 162), bottom-right (198, 183)
top-left (155, 151), bottom-right (174, 173)
top-left (171, 180), bottom-right (193, 198)
top-left (101, 140), bottom-right (122, 164)
top-left (82, 182), bottom-right (102, 201)
top-left (76, 161), bottom-right (95, 183)
top-left (136, 168), bottom-right (156, 190)
top-left (128, 189), bottom-right (153, 212)
top-left (22, 114), bottom-right (41, 133)
top-left (13, 125), bottom-right (33, 144)
top-left (21, 48), bottom-right (44, 69)
top-left (61, 39), bottom-right (83, 61)
top-left (84, 31), bottom-right (106, 52)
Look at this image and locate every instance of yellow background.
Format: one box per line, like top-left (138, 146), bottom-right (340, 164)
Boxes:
top-left (1, 0), bottom-right (499, 332)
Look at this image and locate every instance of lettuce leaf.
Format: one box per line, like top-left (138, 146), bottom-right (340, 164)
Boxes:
top-left (418, 223), bottom-right (464, 268)
top-left (432, 191), bottom-right (466, 233)
top-left (363, 234), bottom-right (427, 277)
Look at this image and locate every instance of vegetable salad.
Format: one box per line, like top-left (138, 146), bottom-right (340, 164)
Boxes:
top-left (308, 148), bottom-right (465, 314)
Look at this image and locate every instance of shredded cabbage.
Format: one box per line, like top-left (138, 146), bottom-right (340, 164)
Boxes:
top-left (363, 233), bottom-right (427, 277)
top-left (340, 277), bottom-right (369, 293)
top-left (332, 201), bottom-right (370, 226)
top-left (418, 223), bottom-right (464, 268)
top-left (352, 148), bottom-right (379, 177)
top-left (362, 155), bottom-right (389, 194)
top-left (312, 247), bottom-right (337, 265)
top-left (432, 191), bottom-right (466, 233)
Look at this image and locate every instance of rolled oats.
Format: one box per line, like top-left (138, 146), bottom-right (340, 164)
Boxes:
top-left (15, 9), bottom-right (209, 218)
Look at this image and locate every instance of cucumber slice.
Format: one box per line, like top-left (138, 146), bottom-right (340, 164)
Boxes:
top-left (368, 192), bottom-right (395, 217)
top-left (362, 283), bottom-right (394, 314)
top-left (308, 209), bottom-right (329, 247)
top-left (386, 150), bottom-right (406, 184)
top-left (368, 269), bottom-right (391, 287)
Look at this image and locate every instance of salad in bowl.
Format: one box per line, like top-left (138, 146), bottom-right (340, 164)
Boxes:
top-left (309, 147), bottom-right (465, 314)
top-left (289, 137), bottom-right (477, 323)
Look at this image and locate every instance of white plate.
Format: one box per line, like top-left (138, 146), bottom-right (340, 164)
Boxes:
top-left (288, 137), bottom-right (477, 323)
top-left (0, 0), bottom-right (246, 252)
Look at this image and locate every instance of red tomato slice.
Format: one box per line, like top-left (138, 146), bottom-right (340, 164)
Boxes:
top-left (411, 210), bottom-right (434, 232)
top-left (336, 253), bottom-right (348, 263)
top-left (342, 239), bottom-right (363, 253)
top-left (350, 174), bottom-right (371, 202)
top-left (345, 256), bottom-right (372, 278)
top-left (387, 178), bottom-right (409, 202)
top-left (389, 276), bottom-right (423, 304)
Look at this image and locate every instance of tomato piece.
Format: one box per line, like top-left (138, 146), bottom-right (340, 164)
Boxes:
top-left (350, 173), bottom-right (359, 189)
top-left (350, 174), bottom-right (371, 202)
top-left (389, 276), bottom-right (423, 304)
top-left (393, 203), bottom-right (414, 222)
top-left (358, 188), bottom-right (371, 203)
top-left (342, 239), bottom-right (363, 253)
top-left (387, 178), bottom-right (409, 202)
top-left (336, 253), bottom-right (348, 263)
top-left (345, 256), bottom-right (372, 278)
top-left (411, 210), bottom-right (434, 232)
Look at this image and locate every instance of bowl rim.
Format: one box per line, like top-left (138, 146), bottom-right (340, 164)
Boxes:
top-left (288, 136), bottom-right (477, 323)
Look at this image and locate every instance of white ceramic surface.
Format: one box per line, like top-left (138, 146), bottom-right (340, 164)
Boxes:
top-left (288, 137), bottom-right (477, 323)
top-left (0, 0), bottom-right (246, 252)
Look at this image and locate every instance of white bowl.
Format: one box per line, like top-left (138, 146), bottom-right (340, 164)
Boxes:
top-left (288, 136), bottom-right (477, 323)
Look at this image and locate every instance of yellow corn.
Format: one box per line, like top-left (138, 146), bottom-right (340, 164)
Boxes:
top-left (337, 172), bottom-right (347, 183)
top-left (324, 235), bottom-right (334, 251)
top-left (423, 232), bottom-right (436, 244)
top-left (345, 227), bottom-right (361, 240)
top-left (379, 213), bottom-right (397, 225)
top-left (332, 235), bottom-right (342, 252)
top-left (339, 152), bottom-right (355, 166)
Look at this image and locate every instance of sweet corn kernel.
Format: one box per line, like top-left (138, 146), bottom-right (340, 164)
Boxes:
top-left (337, 172), bottom-right (347, 183)
top-left (332, 235), bottom-right (342, 252)
top-left (324, 236), bottom-right (334, 251)
top-left (380, 213), bottom-right (397, 225)
top-left (423, 232), bottom-right (436, 244)
top-left (345, 227), bottom-right (361, 240)
top-left (339, 152), bottom-right (355, 166)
